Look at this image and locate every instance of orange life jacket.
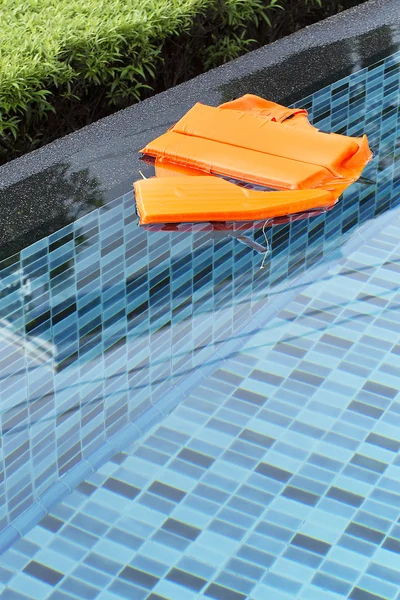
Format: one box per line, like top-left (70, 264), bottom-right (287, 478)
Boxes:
top-left (134, 95), bottom-right (372, 224)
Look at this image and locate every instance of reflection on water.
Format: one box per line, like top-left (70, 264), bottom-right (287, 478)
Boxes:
top-left (219, 25), bottom-right (400, 106)
top-left (0, 163), bottom-right (104, 261)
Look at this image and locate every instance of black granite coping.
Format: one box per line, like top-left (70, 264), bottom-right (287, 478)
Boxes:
top-left (0, 0), bottom-right (399, 260)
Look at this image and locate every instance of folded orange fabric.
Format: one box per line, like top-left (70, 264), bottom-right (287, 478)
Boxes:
top-left (135, 176), bottom-right (336, 225)
top-left (135, 95), bottom-right (372, 224)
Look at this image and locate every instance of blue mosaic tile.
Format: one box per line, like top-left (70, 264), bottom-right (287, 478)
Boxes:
top-left (0, 48), bottom-right (399, 599)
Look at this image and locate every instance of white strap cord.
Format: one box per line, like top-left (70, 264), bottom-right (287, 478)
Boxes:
top-left (260, 220), bottom-right (271, 269)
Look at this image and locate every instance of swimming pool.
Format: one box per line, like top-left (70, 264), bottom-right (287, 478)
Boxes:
top-left (0, 48), bottom-right (399, 599)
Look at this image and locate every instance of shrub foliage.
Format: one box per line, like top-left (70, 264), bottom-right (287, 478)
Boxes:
top-left (0, 0), bottom-right (366, 164)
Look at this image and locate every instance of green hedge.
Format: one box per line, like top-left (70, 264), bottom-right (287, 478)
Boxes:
top-left (0, 0), bottom-right (365, 164)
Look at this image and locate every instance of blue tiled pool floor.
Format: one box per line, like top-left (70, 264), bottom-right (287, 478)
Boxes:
top-left (0, 50), bottom-right (399, 539)
top-left (2, 207), bottom-right (400, 600)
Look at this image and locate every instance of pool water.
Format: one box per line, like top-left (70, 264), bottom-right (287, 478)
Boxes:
top-left (0, 51), bottom-right (399, 600)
